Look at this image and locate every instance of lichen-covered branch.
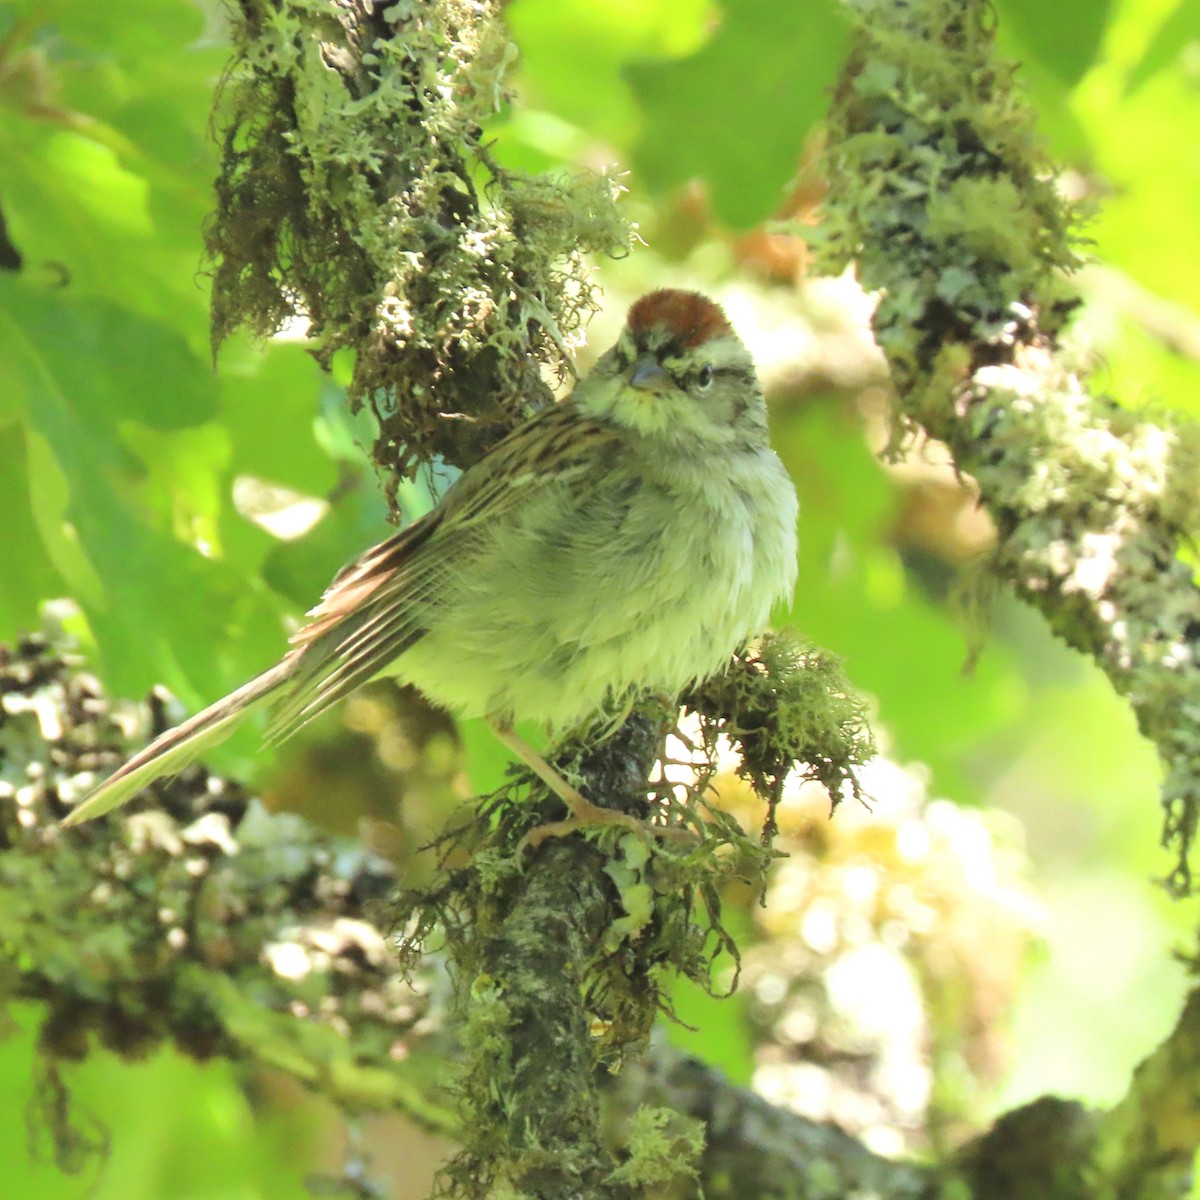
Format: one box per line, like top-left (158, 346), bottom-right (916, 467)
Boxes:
top-left (396, 680), bottom-right (874, 1200)
top-left (957, 986), bottom-right (1200, 1198)
top-left (2, 635), bottom-right (875, 1194)
top-left (821, 0), bottom-right (1200, 891)
top-left (0, 635), bottom-right (454, 1159)
top-left (449, 839), bottom-right (638, 1200)
top-left (18, 622), bottom-right (1183, 1198)
top-left (610, 1044), bottom-right (940, 1200)
top-left (1092, 986), bottom-right (1200, 1199)
top-left (209, 0), bottom-right (630, 490)
top-left (956, 1096), bottom-right (1095, 1200)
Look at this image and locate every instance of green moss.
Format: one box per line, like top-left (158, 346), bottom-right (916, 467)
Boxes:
top-left (688, 632), bottom-right (876, 839)
top-left (389, 641), bottom-right (874, 1198)
top-left (822, 0), bottom-right (1200, 891)
top-left (608, 1105), bottom-right (703, 1189)
top-left (208, 0), bottom-right (630, 495)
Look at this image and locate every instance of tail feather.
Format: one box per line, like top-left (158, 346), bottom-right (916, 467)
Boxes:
top-left (62, 662), bottom-right (294, 826)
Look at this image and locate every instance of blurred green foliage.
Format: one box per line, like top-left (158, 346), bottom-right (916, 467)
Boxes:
top-left (3, 0), bottom-right (1200, 1194)
top-left (0, 1005), bottom-right (321, 1200)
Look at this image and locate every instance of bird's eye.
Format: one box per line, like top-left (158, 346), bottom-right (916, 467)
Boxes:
top-left (696, 364), bottom-right (714, 390)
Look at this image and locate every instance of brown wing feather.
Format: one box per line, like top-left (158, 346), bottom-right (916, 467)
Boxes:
top-left (290, 513), bottom-right (443, 650)
top-left (439, 402), bottom-right (619, 526)
top-left (266, 401), bottom-right (622, 741)
top-left (264, 510), bottom-right (443, 741)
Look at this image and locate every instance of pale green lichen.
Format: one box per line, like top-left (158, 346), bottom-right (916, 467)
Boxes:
top-left (0, 635), bottom-right (452, 1171)
top-left (822, 0), bottom-right (1200, 891)
top-left (822, 0), bottom-right (1081, 398)
top-left (607, 1105), bottom-right (704, 1189)
top-left (209, 0), bottom-right (630, 494)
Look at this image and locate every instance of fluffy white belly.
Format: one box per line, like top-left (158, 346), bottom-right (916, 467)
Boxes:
top-left (392, 451), bottom-right (797, 730)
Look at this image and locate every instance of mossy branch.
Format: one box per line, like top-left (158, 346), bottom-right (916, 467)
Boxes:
top-left (4, 635), bottom-right (882, 1197)
top-left (1090, 986), bottom-right (1200, 1199)
top-left (11, 616), bottom-right (1194, 1199)
top-left (209, 0), bottom-right (629, 493)
top-left (0, 635), bottom-right (456, 1155)
top-left (610, 1044), bottom-right (939, 1200)
top-left (821, 0), bottom-right (1200, 893)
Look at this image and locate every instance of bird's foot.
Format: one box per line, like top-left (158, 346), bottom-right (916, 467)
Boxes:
top-left (488, 718), bottom-right (690, 858)
top-left (517, 795), bottom-right (648, 857)
top-left (516, 790), bottom-right (694, 857)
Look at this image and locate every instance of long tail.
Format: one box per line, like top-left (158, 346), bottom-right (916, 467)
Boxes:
top-left (62, 661), bottom-right (295, 826)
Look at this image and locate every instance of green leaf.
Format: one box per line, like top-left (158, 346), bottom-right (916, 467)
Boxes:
top-left (0, 276), bottom-right (272, 700)
top-left (506, 0), bottom-right (712, 148)
top-left (627, 0), bottom-right (847, 228)
top-left (0, 1003), bottom-right (321, 1200)
top-left (1125, 0), bottom-right (1200, 94)
top-left (0, 5), bottom-right (223, 341)
top-left (1073, 35), bottom-right (1200, 310)
top-left (49, 0), bottom-right (207, 55)
top-left (0, 424), bottom-right (63, 638)
top-left (218, 345), bottom-right (336, 498)
top-left (777, 402), bottom-right (1023, 803)
top-left (21, 426), bottom-right (105, 608)
top-left (995, 0), bottom-right (1113, 85)
top-left (261, 482), bottom-right (392, 611)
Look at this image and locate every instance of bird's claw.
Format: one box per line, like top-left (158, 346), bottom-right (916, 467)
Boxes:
top-left (515, 805), bottom-right (693, 859)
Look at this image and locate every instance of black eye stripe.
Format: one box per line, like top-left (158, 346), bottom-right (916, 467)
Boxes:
top-left (660, 364), bottom-right (749, 388)
top-left (696, 365), bottom-right (749, 385)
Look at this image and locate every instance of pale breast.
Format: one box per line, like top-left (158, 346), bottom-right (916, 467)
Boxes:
top-left (394, 445), bottom-right (798, 730)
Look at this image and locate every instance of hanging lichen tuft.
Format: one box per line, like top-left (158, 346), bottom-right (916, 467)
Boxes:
top-left (207, 0), bottom-right (630, 494)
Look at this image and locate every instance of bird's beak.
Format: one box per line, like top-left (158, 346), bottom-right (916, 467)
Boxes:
top-left (628, 356), bottom-right (670, 392)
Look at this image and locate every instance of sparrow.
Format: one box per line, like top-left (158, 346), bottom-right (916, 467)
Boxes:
top-left (63, 290), bottom-right (799, 832)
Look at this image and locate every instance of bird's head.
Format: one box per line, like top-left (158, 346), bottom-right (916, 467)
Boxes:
top-left (579, 290), bottom-right (766, 449)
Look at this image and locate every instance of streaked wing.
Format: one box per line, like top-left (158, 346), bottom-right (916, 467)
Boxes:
top-left (265, 512), bottom-right (443, 742)
top-left (290, 515), bottom-right (441, 650)
top-left (265, 401), bottom-right (620, 741)
top-left (439, 401), bottom-right (620, 527)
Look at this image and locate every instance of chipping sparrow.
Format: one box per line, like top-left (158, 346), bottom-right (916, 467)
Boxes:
top-left (64, 290), bottom-right (799, 831)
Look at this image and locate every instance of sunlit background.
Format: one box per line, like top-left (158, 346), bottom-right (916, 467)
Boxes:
top-left (2, 0), bottom-right (1199, 1195)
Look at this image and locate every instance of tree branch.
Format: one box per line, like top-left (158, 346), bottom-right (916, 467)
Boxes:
top-left (821, 0), bottom-right (1200, 892)
top-left (209, 0), bottom-right (629, 490)
top-left (0, 634), bottom-right (454, 1143)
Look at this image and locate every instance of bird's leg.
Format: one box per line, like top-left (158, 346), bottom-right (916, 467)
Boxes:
top-left (487, 720), bottom-right (648, 850)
